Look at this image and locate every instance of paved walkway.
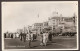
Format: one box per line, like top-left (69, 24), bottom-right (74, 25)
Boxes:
top-left (4, 36), bottom-right (77, 49)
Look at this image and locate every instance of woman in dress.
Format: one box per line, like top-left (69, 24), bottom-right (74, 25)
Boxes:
top-left (43, 31), bottom-right (48, 46)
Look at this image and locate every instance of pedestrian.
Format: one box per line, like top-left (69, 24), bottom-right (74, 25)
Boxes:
top-left (48, 31), bottom-right (52, 42)
top-left (31, 32), bottom-right (33, 41)
top-left (4, 33), bottom-right (6, 38)
top-left (43, 31), bottom-right (48, 46)
top-left (28, 32), bottom-right (32, 48)
top-left (40, 33), bottom-right (43, 46)
top-left (23, 33), bottom-right (26, 42)
top-left (26, 34), bottom-right (28, 40)
top-left (11, 34), bottom-right (13, 38)
top-left (16, 32), bottom-right (19, 38)
top-left (20, 32), bottom-right (23, 41)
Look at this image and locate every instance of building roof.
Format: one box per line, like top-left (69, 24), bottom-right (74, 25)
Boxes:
top-left (34, 23), bottom-right (43, 26)
top-left (49, 16), bottom-right (73, 22)
top-left (49, 16), bottom-right (73, 19)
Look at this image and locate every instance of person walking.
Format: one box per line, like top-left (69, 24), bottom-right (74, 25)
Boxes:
top-left (48, 31), bottom-right (53, 42)
top-left (23, 33), bottom-right (26, 42)
top-left (11, 34), bottom-right (13, 38)
top-left (43, 31), bottom-right (48, 46)
top-left (28, 32), bottom-right (32, 48)
top-left (31, 32), bottom-right (33, 41)
top-left (4, 33), bottom-right (6, 38)
top-left (20, 32), bottom-right (23, 41)
top-left (26, 33), bottom-right (28, 40)
top-left (40, 33), bottom-right (43, 46)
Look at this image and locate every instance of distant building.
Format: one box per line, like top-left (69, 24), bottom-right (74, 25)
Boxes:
top-left (48, 16), bottom-right (76, 33)
top-left (28, 26), bottom-right (32, 31)
top-left (48, 17), bottom-right (61, 30)
top-left (43, 21), bottom-right (49, 29)
top-left (17, 29), bottom-right (23, 34)
top-left (32, 23), bottom-right (43, 34)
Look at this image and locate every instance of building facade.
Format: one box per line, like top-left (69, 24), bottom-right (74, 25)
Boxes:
top-left (48, 16), bottom-right (76, 33)
top-left (32, 23), bottom-right (43, 34)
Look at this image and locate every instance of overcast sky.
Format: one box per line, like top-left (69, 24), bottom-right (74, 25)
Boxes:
top-left (2, 1), bottom-right (78, 33)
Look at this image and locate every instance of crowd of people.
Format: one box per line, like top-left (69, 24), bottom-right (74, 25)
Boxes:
top-left (4, 29), bottom-right (76, 48)
top-left (19, 31), bottom-right (53, 48)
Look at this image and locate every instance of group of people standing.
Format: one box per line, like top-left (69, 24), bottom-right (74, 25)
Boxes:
top-left (19, 31), bottom-right (53, 48)
top-left (19, 31), bottom-right (36, 48)
top-left (39, 31), bottom-right (53, 46)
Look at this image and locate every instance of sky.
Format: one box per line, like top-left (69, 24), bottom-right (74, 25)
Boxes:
top-left (2, 1), bottom-right (78, 33)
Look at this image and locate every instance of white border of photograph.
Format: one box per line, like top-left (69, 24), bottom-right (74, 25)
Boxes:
top-left (1, 1), bottom-right (78, 51)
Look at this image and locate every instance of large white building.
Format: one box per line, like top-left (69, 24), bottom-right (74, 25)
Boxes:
top-left (32, 23), bottom-right (43, 34)
top-left (48, 16), bottom-right (76, 33)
